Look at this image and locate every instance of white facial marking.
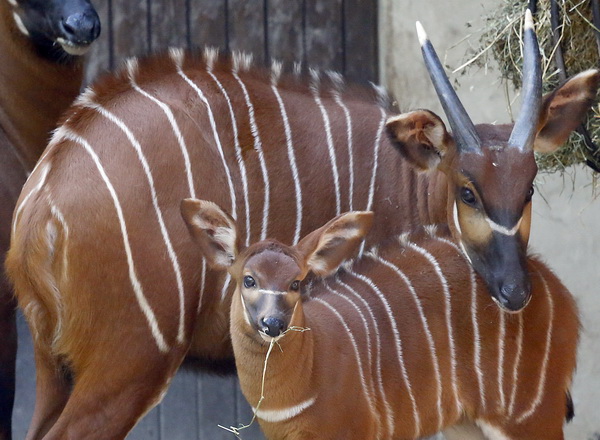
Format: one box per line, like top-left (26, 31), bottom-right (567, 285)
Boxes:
top-left (56, 38), bottom-right (91, 56)
top-left (12, 11), bottom-right (29, 36)
top-left (486, 216), bottom-right (523, 236)
top-left (257, 289), bottom-right (287, 296)
top-left (253, 396), bottom-right (317, 423)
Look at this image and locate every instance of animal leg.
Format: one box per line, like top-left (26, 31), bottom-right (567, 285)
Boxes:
top-left (39, 345), bottom-right (184, 440)
top-left (24, 342), bottom-right (70, 440)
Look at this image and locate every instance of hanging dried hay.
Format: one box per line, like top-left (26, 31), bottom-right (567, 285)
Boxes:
top-left (465, 0), bottom-right (600, 175)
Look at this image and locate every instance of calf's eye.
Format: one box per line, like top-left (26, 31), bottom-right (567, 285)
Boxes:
top-left (243, 276), bottom-right (256, 289)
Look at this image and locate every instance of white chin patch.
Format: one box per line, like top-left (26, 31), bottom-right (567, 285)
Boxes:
top-left (56, 38), bottom-right (92, 56)
top-left (259, 331), bottom-right (283, 343)
top-left (12, 12), bottom-right (30, 37)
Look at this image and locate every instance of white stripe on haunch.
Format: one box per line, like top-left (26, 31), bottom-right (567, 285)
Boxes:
top-left (253, 396), bottom-right (316, 423)
top-left (91, 94), bottom-right (186, 345)
top-left (271, 84), bottom-right (303, 245)
top-left (63, 129), bottom-right (167, 352)
top-left (13, 162), bottom-right (51, 237)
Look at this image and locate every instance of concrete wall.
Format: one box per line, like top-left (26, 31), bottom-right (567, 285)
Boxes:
top-left (380, 1), bottom-right (600, 439)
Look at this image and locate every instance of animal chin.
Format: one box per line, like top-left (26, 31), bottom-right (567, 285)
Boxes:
top-left (258, 331), bottom-right (284, 343)
top-left (56, 38), bottom-right (91, 56)
top-left (491, 295), bottom-right (528, 315)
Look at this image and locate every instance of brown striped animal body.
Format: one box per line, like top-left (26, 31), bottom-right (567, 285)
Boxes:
top-left (0, 1), bottom-right (99, 438)
top-left (5, 17), bottom-right (596, 439)
top-left (183, 202), bottom-right (578, 440)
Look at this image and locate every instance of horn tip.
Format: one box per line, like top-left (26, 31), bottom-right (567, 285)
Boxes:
top-left (415, 21), bottom-right (428, 46)
top-left (524, 9), bottom-right (534, 31)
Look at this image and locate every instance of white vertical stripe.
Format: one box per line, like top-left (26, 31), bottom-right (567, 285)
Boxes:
top-left (331, 90), bottom-right (354, 211)
top-left (369, 252), bottom-right (444, 432)
top-left (204, 70), bottom-right (251, 246)
top-left (434, 235), bottom-right (486, 411)
top-left (335, 278), bottom-right (394, 435)
top-left (406, 239), bottom-right (461, 414)
top-left (174, 61), bottom-right (239, 219)
top-left (310, 71), bottom-right (341, 216)
top-left (220, 273), bottom-right (231, 302)
top-left (63, 129), bottom-right (168, 352)
top-left (49, 201), bottom-right (70, 285)
top-left (13, 162), bottom-right (51, 237)
top-left (347, 269), bottom-right (421, 438)
top-left (324, 281), bottom-right (381, 437)
top-left (197, 258), bottom-right (207, 316)
top-left (312, 297), bottom-right (378, 429)
top-left (130, 64), bottom-right (195, 199)
top-left (271, 84), bottom-right (303, 245)
top-left (508, 313), bottom-right (524, 416)
top-left (91, 101), bottom-right (186, 345)
top-left (517, 268), bottom-right (554, 423)
top-left (497, 309), bottom-right (506, 411)
top-left (232, 70), bottom-right (270, 241)
top-left (366, 107), bottom-right (387, 212)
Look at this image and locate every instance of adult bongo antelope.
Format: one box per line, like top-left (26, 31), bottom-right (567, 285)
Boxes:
top-left (181, 199), bottom-right (578, 440)
top-left (0, 0), bottom-right (99, 438)
top-left (5, 10), bottom-right (596, 439)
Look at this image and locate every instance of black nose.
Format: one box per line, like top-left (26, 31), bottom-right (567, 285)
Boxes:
top-left (60, 10), bottom-right (101, 44)
top-left (497, 283), bottom-right (531, 312)
top-left (261, 317), bottom-right (285, 337)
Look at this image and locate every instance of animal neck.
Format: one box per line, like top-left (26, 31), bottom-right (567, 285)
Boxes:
top-left (231, 293), bottom-right (316, 414)
top-left (0, 3), bottom-right (84, 170)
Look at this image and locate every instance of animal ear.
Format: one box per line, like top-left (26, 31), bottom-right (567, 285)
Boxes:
top-left (180, 198), bottom-right (239, 270)
top-left (386, 110), bottom-right (452, 171)
top-left (534, 69), bottom-right (600, 153)
top-left (295, 211), bottom-right (374, 277)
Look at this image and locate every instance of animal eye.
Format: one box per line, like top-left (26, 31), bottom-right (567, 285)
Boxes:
top-left (460, 187), bottom-right (477, 206)
top-left (526, 186), bottom-right (534, 202)
top-left (290, 280), bottom-right (300, 291)
top-left (243, 276), bottom-right (256, 289)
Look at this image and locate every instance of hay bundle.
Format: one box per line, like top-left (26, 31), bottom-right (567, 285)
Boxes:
top-left (472, 0), bottom-right (600, 174)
